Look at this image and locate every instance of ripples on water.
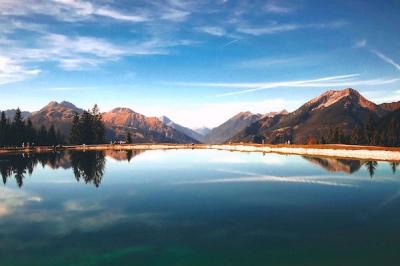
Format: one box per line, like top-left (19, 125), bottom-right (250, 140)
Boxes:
top-left (0, 149), bottom-right (399, 266)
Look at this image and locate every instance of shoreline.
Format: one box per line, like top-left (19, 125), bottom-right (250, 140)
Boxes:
top-left (1, 143), bottom-right (400, 162)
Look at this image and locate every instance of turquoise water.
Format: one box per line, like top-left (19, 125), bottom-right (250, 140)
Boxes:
top-left (0, 149), bottom-right (399, 266)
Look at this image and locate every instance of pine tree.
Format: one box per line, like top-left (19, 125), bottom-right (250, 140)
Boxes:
top-left (365, 115), bottom-right (375, 145)
top-left (48, 125), bottom-right (57, 146)
top-left (70, 113), bottom-right (81, 144)
top-left (69, 105), bottom-right (106, 145)
top-left (13, 108), bottom-right (25, 146)
top-left (56, 129), bottom-right (65, 145)
top-left (126, 131), bottom-right (132, 144)
top-left (0, 111), bottom-right (7, 147)
top-left (350, 125), bottom-right (366, 145)
top-left (38, 125), bottom-right (48, 145)
top-left (80, 111), bottom-right (94, 144)
top-left (91, 104), bottom-right (105, 144)
top-left (25, 118), bottom-right (36, 144)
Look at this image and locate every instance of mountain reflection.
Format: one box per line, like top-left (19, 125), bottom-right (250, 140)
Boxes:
top-left (0, 151), bottom-right (397, 187)
top-left (302, 156), bottom-right (391, 178)
top-left (0, 150), bottom-right (143, 187)
top-left (302, 156), bottom-right (362, 174)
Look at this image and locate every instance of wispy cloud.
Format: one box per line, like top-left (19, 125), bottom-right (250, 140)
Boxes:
top-left (237, 20), bottom-right (347, 35)
top-left (2, 33), bottom-right (195, 71)
top-left (371, 49), bottom-right (400, 71)
top-left (234, 54), bottom-right (324, 68)
top-left (354, 39), bottom-right (367, 48)
top-left (221, 39), bottom-right (240, 48)
top-left (355, 39), bottom-right (400, 72)
top-left (264, 0), bottom-right (297, 14)
top-left (196, 26), bottom-right (226, 36)
top-left (169, 74), bottom-right (400, 97)
top-left (0, 0), bottom-right (150, 22)
top-left (0, 55), bottom-right (40, 85)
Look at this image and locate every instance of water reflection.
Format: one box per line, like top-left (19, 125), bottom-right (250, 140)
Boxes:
top-left (0, 150), bottom-right (398, 188)
top-left (1, 150), bottom-right (400, 266)
top-left (391, 162), bottom-right (399, 174)
top-left (302, 156), bottom-right (362, 174)
top-left (0, 150), bottom-right (143, 188)
top-left (302, 156), bottom-right (392, 178)
top-left (364, 161), bottom-right (378, 178)
top-left (0, 152), bottom-right (66, 187)
top-left (70, 151), bottom-right (105, 187)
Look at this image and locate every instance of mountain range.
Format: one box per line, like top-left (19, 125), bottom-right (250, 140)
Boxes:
top-left (231, 88), bottom-right (399, 144)
top-left (102, 108), bottom-right (198, 143)
top-left (1, 88), bottom-right (399, 145)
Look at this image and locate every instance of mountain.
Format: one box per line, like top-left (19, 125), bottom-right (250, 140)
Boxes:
top-left (203, 111), bottom-right (263, 144)
top-left (30, 101), bottom-right (83, 136)
top-left (193, 126), bottom-right (212, 136)
top-left (230, 88), bottom-right (383, 144)
top-left (2, 109), bottom-right (31, 119)
top-left (379, 101), bottom-right (400, 112)
top-left (158, 116), bottom-right (204, 142)
top-left (102, 108), bottom-right (198, 144)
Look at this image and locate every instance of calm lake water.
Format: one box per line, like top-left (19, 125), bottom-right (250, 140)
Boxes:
top-left (0, 149), bottom-right (399, 266)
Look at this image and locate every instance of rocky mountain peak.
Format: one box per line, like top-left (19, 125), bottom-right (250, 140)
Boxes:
top-left (42, 101), bottom-right (80, 111)
top-left (110, 107), bottom-right (135, 114)
top-left (305, 88), bottom-right (377, 111)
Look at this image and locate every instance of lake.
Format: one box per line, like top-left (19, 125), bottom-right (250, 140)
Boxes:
top-left (0, 149), bottom-right (399, 266)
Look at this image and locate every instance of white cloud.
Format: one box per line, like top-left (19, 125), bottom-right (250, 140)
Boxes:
top-left (159, 6), bottom-right (191, 22)
top-left (354, 39), bottom-right (367, 48)
top-left (264, 0), bottom-right (296, 14)
top-left (0, 55), bottom-right (41, 85)
top-left (2, 33), bottom-right (194, 71)
top-left (237, 20), bottom-right (348, 35)
top-left (196, 26), bottom-right (226, 36)
top-left (95, 7), bottom-right (149, 22)
top-left (0, 0), bottom-right (149, 23)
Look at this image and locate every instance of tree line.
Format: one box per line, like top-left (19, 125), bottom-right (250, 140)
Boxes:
top-left (320, 110), bottom-right (400, 146)
top-left (0, 104), bottom-right (107, 147)
top-left (0, 109), bottom-right (64, 147)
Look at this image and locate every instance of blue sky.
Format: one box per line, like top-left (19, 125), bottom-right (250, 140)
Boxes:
top-left (0, 0), bottom-right (399, 128)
